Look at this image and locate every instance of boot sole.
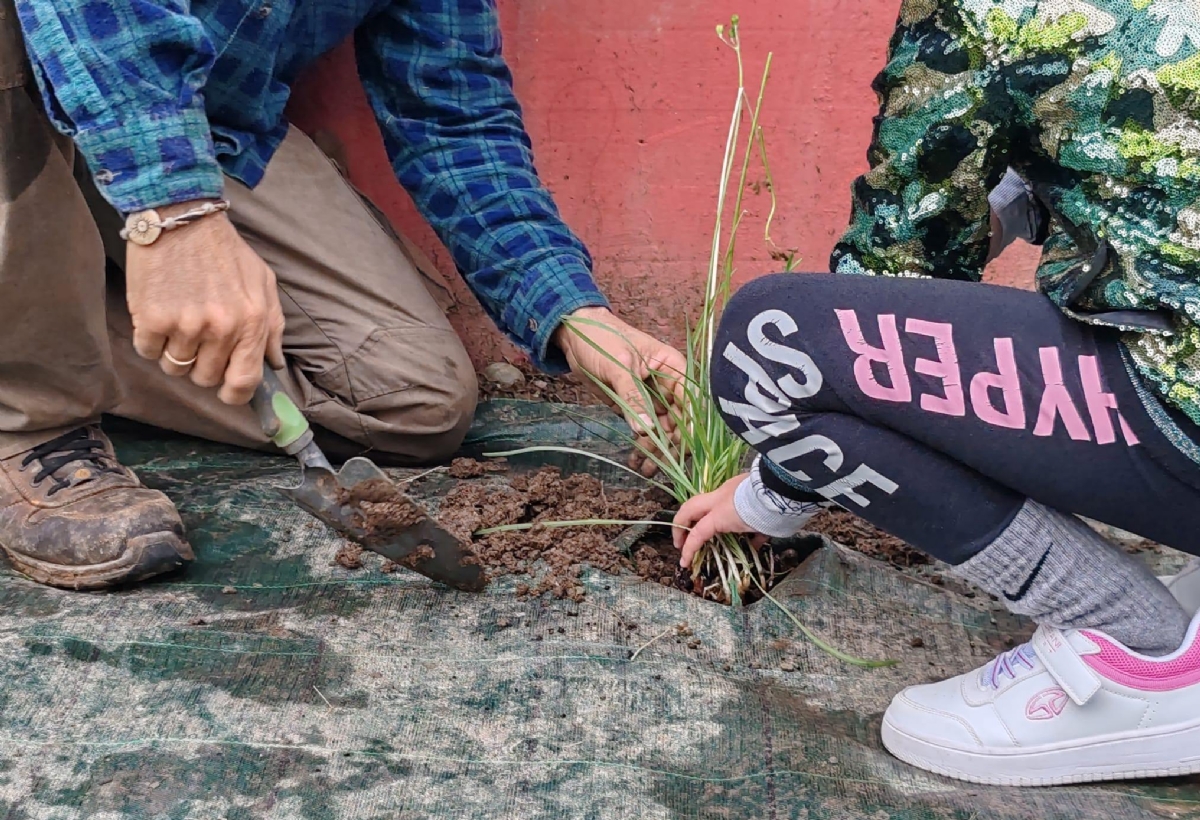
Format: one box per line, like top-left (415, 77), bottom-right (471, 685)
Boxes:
top-left (1, 531), bottom-right (194, 591)
top-left (882, 713), bottom-right (1200, 786)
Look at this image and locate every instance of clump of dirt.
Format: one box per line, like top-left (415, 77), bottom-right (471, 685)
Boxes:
top-left (807, 509), bottom-right (928, 569)
top-left (447, 457), bottom-right (508, 479)
top-left (334, 543), bottom-right (364, 570)
top-left (337, 479), bottom-right (426, 545)
top-left (396, 544), bottom-right (436, 569)
top-left (341, 478), bottom-right (404, 505)
top-left (437, 467), bottom-right (675, 600)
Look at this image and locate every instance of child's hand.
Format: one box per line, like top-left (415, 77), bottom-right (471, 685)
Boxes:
top-left (672, 473), bottom-right (765, 568)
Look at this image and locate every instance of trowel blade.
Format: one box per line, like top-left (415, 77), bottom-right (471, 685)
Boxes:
top-left (279, 458), bottom-right (488, 593)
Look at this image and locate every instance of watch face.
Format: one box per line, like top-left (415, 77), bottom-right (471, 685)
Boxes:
top-left (124, 210), bottom-right (162, 246)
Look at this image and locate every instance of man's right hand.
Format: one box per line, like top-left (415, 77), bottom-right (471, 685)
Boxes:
top-left (125, 202), bottom-right (286, 406)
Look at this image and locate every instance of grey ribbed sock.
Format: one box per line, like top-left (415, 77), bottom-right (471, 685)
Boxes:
top-left (953, 500), bottom-right (1189, 655)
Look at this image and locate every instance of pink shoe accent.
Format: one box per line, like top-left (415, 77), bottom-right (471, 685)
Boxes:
top-left (1082, 630), bottom-right (1200, 692)
top-left (1026, 688), bottom-right (1069, 721)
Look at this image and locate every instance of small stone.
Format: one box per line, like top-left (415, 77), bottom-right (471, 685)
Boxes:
top-left (779, 658), bottom-right (797, 672)
top-left (483, 362), bottom-right (525, 389)
top-left (909, 637), bottom-right (925, 648)
top-left (221, 586), bottom-right (237, 594)
top-left (532, 380), bottom-right (548, 390)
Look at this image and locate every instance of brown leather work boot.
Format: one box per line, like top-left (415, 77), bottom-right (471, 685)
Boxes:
top-left (0, 426), bottom-right (193, 590)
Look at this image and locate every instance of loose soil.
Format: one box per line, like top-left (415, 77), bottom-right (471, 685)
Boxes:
top-left (336, 478), bottom-right (427, 546)
top-left (806, 509), bottom-right (928, 569)
top-left (435, 465), bottom-right (675, 601)
top-left (432, 461), bottom-right (808, 603)
top-left (478, 360), bottom-right (600, 405)
top-left (324, 460), bottom-right (933, 601)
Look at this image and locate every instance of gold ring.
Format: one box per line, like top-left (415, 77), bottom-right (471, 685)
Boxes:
top-left (163, 350), bottom-right (198, 368)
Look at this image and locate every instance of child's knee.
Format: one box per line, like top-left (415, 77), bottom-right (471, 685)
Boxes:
top-left (712, 273), bottom-right (830, 415)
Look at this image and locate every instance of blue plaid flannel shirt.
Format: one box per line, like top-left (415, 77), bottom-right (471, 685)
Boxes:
top-left (14, 0), bottom-right (607, 371)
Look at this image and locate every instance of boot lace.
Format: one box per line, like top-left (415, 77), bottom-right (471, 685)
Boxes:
top-left (20, 429), bottom-right (123, 498)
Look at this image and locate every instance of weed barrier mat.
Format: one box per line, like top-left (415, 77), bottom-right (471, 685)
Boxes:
top-left (0, 401), bottom-right (1194, 819)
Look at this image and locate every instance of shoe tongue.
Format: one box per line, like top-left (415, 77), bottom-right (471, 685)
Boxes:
top-left (981, 643), bottom-right (1044, 689)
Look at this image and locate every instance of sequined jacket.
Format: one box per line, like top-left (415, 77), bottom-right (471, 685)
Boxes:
top-left (831, 0), bottom-right (1200, 429)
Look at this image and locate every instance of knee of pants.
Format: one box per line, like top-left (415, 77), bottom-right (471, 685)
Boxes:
top-left (710, 272), bottom-right (832, 418)
top-left (310, 327), bottom-right (479, 464)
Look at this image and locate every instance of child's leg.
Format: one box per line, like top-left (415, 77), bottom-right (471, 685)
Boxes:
top-left (712, 273), bottom-right (1200, 653)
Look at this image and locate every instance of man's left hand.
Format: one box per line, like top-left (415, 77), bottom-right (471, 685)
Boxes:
top-left (555, 307), bottom-right (687, 476)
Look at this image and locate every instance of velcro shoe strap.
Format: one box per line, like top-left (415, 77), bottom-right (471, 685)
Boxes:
top-left (1033, 626), bottom-right (1101, 706)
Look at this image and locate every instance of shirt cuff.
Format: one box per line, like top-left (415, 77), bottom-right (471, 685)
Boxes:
top-left (733, 457), bottom-right (827, 539)
top-left (517, 255), bottom-right (610, 374)
top-left (72, 106), bottom-right (225, 215)
top-left (988, 169), bottom-right (1039, 249)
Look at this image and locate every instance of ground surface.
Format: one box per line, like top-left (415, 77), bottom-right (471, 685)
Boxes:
top-left (0, 400), bottom-right (1196, 819)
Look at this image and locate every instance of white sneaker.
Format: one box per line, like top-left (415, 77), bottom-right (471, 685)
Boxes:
top-left (882, 614), bottom-right (1200, 786)
top-left (1163, 557), bottom-right (1200, 614)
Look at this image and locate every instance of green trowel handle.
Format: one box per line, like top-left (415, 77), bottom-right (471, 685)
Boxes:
top-left (250, 364), bottom-right (313, 455)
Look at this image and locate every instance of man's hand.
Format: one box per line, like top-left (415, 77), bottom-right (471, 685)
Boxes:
top-left (555, 307), bottom-right (687, 476)
top-left (672, 474), bottom-right (764, 568)
top-left (125, 202), bottom-right (286, 405)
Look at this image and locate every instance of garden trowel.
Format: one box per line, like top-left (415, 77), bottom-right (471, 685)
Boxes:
top-left (249, 364), bottom-right (488, 592)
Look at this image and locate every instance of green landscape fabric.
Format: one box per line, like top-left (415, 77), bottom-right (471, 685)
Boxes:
top-left (0, 401), bottom-right (1194, 819)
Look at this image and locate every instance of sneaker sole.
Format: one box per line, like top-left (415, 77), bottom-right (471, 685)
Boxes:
top-left (1, 531), bottom-right (194, 591)
top-left (882, 714), bottom-right (1200, 786)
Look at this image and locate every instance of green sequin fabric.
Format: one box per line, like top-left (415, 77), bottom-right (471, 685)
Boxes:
top-left (831, 0), bottom-right (1200, 426)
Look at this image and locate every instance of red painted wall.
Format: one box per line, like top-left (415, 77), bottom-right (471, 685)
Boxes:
top-left (286, 0), bottom-right (1038, 368)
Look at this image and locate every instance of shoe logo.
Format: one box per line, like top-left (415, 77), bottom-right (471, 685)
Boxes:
top-left (1026, 688), bottom-right (1069, 721)
top-left (1004, 544), bottom-right (1051, 603)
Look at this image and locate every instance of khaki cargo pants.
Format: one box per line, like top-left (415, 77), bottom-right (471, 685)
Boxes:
top-left (0, 0), bottom-right (477, 465)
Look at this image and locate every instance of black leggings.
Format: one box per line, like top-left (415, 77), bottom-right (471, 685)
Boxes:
top-left (711, 274), bottom-right (1200, 564)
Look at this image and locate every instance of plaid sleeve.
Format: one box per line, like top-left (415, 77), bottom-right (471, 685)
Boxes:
top-left (356, 0), bottom-right (608, 373)
top-left (16, 0), bottom-right (223, 213)
top-left (829, 0), bottom-right (1009, 281)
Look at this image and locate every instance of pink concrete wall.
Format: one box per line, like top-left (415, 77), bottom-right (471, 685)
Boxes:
top-left (286, 0), bottom-right (1038, 368)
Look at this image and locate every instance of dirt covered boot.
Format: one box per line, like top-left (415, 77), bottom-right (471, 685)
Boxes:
top-left (0, 427), bottom-right (193, 589)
